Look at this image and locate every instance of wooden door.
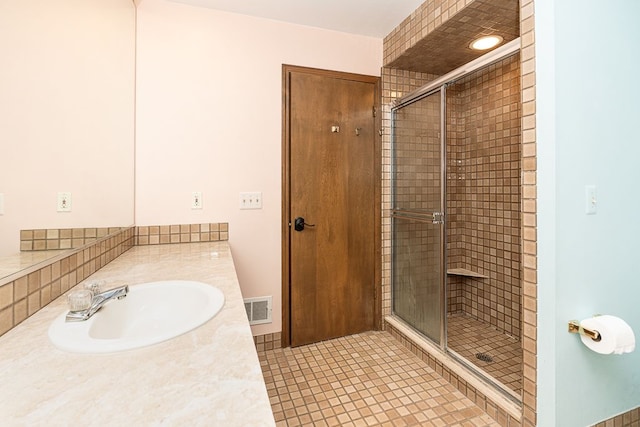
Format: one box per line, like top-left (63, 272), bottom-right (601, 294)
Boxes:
top-left (283, 66), bottom-right (380, 347)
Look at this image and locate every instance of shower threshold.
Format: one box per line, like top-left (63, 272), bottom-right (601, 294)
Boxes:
top-left (385, 315), bottom-right (523, 422)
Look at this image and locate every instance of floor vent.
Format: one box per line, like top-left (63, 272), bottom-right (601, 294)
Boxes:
top-left (244, 296), bottom-right (272, 325)
top-left (475, 352), bottom-right (494, 363)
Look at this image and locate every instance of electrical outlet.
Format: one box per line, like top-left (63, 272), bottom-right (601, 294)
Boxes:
top-left (239, 192), bottom-right (263, 210)
top-left (192, 191), bottom-right (203, 209)
top-left (57, 192), bottom-right (72, 212)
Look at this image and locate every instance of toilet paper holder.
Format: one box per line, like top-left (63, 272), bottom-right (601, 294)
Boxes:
top-left (568, 320), bottom-right (601, 342)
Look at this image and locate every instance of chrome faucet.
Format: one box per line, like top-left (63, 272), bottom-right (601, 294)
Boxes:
top-left (65, 285), bottom-right (129, 322)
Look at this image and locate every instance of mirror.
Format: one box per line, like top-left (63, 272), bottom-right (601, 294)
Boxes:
top-left (0, 0), bottom-right (136, 279)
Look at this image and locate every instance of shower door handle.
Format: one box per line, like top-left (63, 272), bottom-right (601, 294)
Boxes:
top-left (294, 217), bottom-right (315, 232)
top-left (432, 212), bottom-right (445, 224)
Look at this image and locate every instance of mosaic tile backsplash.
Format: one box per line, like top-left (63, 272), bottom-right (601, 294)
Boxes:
top-left (135, 223), bottom-right (229, 245)
top-left (0, 227), bottom-right (135, 336)
top-left (0, 222), bottom-right (229, 338)
top-left (20, 227), bottom-right (125, 251)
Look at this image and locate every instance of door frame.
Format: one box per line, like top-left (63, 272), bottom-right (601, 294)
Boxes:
top-left (281, 64), bottom-right (382, 347)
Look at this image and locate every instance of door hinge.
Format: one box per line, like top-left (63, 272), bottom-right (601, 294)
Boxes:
top-left (372, 106), bottom-right (377, 118)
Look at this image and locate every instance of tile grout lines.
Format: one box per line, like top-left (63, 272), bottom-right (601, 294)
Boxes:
top-left (259, 331), bottom-right (499, 427)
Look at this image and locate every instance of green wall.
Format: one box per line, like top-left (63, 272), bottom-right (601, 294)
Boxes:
top-left (537, 1), bottom-right (640, 426)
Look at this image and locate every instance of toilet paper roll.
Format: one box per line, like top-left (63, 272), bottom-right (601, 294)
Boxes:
top-left (580, 315), bottom-right (636, 355)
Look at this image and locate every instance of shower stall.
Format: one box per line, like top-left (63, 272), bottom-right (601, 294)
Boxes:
top-left (390, 41), bottom-right (523, 399)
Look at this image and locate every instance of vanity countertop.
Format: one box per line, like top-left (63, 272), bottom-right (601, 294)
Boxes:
top-left (0, 242), bottom-right (276, 427)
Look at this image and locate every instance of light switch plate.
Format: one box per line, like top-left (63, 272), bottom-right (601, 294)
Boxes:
top-left (239, 192), bottom-right (262, 210)
top-left (585, 185), bottom-right (597, 215)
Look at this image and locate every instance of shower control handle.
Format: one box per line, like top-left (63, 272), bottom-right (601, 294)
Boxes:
top-left (294, 217), bottom-right (315, 232)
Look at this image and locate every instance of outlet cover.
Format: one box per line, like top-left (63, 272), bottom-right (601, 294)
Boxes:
top-left (57, 192), bottom-right (72, 212)
top-left (192, 191), bottom-right (203, 209)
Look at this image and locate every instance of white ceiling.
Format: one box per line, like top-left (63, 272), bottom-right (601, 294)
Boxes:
top-left (166, 0), bottom-right (426, 38)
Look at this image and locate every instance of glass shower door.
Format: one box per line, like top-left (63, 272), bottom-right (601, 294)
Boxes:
top-left (391, 89), bottom-right (445, 346)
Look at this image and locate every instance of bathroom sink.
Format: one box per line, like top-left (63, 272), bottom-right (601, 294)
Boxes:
top-left (48, 280), bottom-right (225, 353)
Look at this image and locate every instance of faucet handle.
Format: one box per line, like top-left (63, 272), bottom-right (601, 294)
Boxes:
top-left (83, 280), bottom-right (106, 295)
top-left (67, 289), bottom-right (93, 312)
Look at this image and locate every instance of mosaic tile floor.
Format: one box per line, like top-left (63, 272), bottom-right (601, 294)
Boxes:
top-left (258, 331), bottom-right (498, 427)
top-left (447, 314), bottom-right (523, 395)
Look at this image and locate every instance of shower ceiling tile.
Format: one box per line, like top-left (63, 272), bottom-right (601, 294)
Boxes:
top-left (386, 0), bottom-right (519, 75)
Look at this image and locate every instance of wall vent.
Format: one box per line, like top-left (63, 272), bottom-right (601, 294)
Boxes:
top-left (244, 296), bottom-right (272, 325)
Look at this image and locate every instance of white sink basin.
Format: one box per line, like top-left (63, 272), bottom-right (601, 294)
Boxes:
top-left (48, 280), bottom-right (225, 353)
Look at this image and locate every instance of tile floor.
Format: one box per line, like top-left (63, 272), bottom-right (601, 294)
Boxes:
top-left (258, 331), bottom-right (499, 426)
top-left (447, 315), bottom-right (523, 395)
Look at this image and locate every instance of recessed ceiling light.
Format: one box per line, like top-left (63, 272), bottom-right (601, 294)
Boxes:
top-left (469, 35), bottom-right (504, 51)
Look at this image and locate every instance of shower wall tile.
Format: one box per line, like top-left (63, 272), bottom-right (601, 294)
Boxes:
top-left (387, 0), bottom-right (519, 75)
top-left (592, 407), bottom-right (640, 427)
top-left (382, 1), bottom-right (535, 425)
top-left (519, 0), bottom-right (537, 425)
top-left (382, 56), bottom-right (522, 340)
top-left (393, 92), bottom-right (442, 211)
top-left (446, 54), bottom-right (522, 339)
top-left (383, 0), bottom-right (475, 66)
top-left (381, 67), bottom-right (437, 321)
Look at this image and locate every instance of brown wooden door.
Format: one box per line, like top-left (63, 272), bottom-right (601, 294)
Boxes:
top-left (284, 66), bottom-right (379, 347)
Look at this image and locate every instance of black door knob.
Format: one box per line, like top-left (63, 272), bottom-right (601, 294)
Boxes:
top-left (294, 217), bottom-right (315, 232)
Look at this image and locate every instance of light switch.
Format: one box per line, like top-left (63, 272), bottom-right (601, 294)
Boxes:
top-left (239, 192), bottom-right (263, 210)
top-left (585, 185), bottom-right (597, 215)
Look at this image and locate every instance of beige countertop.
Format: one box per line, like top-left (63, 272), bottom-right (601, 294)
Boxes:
top-left (0, 242), bottom-right (276, 427)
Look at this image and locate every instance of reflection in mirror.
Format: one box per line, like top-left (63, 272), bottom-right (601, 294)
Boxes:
top-left (0, 251), bottom-right (65, 280)
top-left (0, 0), bottom-right (136, 279)
top-left (0, 226), bottom-right (126, 280)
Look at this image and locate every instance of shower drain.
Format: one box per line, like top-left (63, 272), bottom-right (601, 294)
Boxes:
top-left (475, 352), bottom-right (494, 363)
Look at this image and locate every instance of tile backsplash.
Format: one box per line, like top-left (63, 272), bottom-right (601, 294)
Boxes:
top-left (0, 222), bottom-right (230, 338)
top-left (135, 223), bottom-right (229, 245)
top-left (20, 227), bottom-right (124, 251)
top-left (0, 227), bottom-right (135, 336)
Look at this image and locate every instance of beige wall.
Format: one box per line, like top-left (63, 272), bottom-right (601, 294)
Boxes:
top-left (0, 0), bottom-right (136, 257)
top-left (134, 0), bottom-right (382, 335)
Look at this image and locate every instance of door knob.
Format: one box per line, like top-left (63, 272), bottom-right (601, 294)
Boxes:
top-left (294, 217), bottom-right (315, 232)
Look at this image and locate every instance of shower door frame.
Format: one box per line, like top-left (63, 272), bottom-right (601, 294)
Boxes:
top-left (390, 85), bottom-right (448, 349)
top-left (389, 38), bottom-right (523, 402)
